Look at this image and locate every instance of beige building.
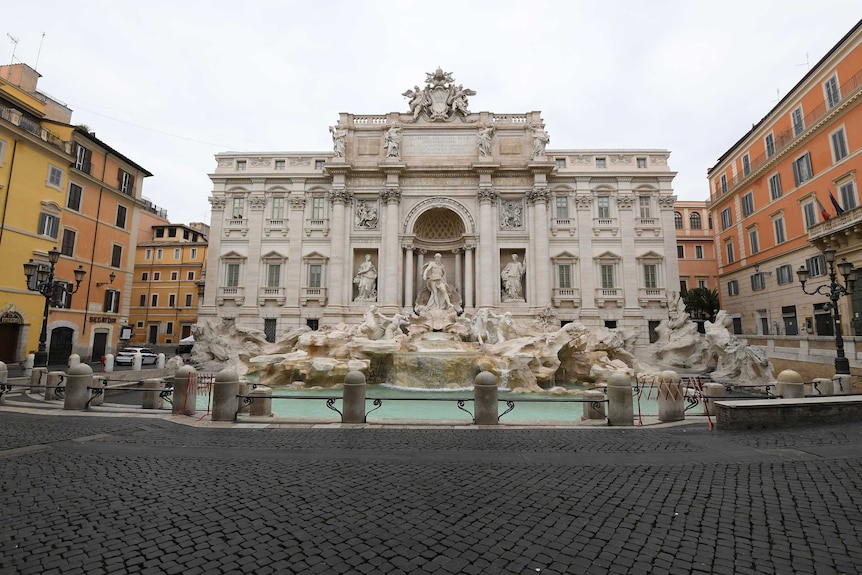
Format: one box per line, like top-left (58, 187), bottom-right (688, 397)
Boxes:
top-left (199, 70), bottom-right (679, 347)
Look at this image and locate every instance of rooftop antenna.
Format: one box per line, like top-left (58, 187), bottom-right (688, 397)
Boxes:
top-left (6, 33), bottom-right (19, 65)
top-left (796, 52), bottom-right (810, 72)
top-left (35, 32), bottom-right (46, 70)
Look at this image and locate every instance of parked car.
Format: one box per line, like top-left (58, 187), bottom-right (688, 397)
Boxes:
top-left (115, 347), bottom-right (159, 366)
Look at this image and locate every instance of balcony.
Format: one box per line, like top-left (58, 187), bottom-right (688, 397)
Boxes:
top-left (638, 287), bottom-right (667, 307)
top-left (550, 218), bottom-right (576, 237)
top-left (807, 204), bottom-right (862, 248)
top-left (217, 286), bottom-right (245, 306)
top-left (635, 217), bottom-right (661, 237)
top-left (259, 286), bottom-right (285, 306)
top-left (552, 287), bottom-right (581, 307)
top-left (592, 218), bottom-right (618, 236)
top-left (300, 286), bottom-right (327, 306)
top-left (225, 218), bottom-right (248, 237)
top-left (0, 105), bottom-right (71, 154)
top-left (305, 218), bottom-right (330, 237)
top-left (595, 288), bottom-right (622, 308)
top-left (264, 218), bottom-right (288, 237)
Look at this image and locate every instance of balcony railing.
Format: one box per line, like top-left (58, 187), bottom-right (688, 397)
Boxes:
top-left (259, 286), bottom-right (285, 305)
top-left (595, 288), bottom-right (622, 308)
top-left (550, 218), bottom-right (575, 237)
top-left (807, 203), bottom-right (862, 245)
top-left (638, 287), bottom-right (667, 306)
top-left (552, 288), bottom-right (581, 307)
top-left (300, 287), bottom-right (327, 306)
top-left (0, 105), bottom-right (71, 153)
top-left (264, 219), bottom-right (288, 237)
top-left (216, 286), bottom-right (245, 306)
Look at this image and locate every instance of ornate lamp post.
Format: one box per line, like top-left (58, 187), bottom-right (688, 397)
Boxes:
top-left (22, 248), bottom-right (86, 367)
top-left (796, 247), bottom-right (858, 375)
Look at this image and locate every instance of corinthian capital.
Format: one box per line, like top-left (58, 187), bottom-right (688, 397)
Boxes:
top-left (477, 187), bottom-right (498, 204)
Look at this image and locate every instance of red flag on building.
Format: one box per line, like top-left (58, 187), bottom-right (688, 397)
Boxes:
top-left (815, 195), bottom-right (831, 220)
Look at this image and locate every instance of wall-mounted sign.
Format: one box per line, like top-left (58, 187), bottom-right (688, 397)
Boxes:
top-left (1, 311), bottom-right (23, 324)
top-left (89, 316), bottom-right (117, 324)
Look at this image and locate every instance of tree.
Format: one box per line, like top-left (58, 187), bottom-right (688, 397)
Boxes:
top-left (683, 287), bottom-right (720, 323)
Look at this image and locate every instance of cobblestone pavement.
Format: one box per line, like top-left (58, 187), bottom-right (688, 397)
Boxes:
top-left (2, 412), bottom-right (862, 574)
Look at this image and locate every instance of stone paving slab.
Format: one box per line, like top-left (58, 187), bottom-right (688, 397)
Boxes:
top-left (2, 412), bottom-right (862, 574)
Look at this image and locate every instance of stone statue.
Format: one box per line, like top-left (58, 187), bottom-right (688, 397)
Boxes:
top-left (500, 201), bottom-right (522, 229)
top-left (353, 255), bottom-right (378, 301)
top-left (477, 125), bottom-right (494, 158)
top-left (402, 85), bottom-right (426, 122)
top-left (531, 125), bottom-right (550, 159)
top-left (449, 84), bottom-right (473, 119)
top-left (355, 200), bottom-right (378, 229)
top-left (384, 124), bottom-right (402, 158)
top-left (402, 70), bottom-right (476, 123)
top-left (501, 254), bottom-right (526, 302)
top-left (421, 253), bottom-right (453, 310)
top-left (329, 125), bottom-right (347, 158)
top-left (667, 291), bottom-right (689, 329)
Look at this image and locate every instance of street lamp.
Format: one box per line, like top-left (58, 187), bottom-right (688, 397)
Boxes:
top-left (23, 248), bottom-right (86, 367)
top-left (796, 247), bottom-right (858, 375)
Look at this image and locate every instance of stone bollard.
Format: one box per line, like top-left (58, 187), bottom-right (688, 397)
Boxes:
top-left (833, 374), bottom-right (852, 395)
top-left (157, 353), bottom-right (165, 369)
top-left (582, 390), bottom-right (606, 420)
top-left (89, 375), bottom-right (106, 406)
top-left (237, 380), bottom-right (250, 414)
top-left (212, 369), bottom-right (240, 422)
top-left (776, 369), bottom-right (804, 399)
top-left (68, 354), bottom-right (81, 368)
top-left (658, 370), bottom-right (685, 422)
top-left (0, 361), bottom-right (6, 385)
top-left (809, 377), bottom-right (834, 396)
top-left (473, 371), bottom-right (499, 425)
top-left (24, 354), bottom-right (34, 379)
top-left (45, 371), bottom-right (64, 400)
top-left (172, 365), bottom-right (197, 415)
top-left (607, 373), bottom-right (634, 426)
top-left (342, 371), bottom-right (367, 423)
top-left (249, 385), bottom-right (273, 417)
top-left (64, 364), bottom-right (93, 410)
top-left (30, 367), bottom-right (47, 394)
top-left (142, 378), bottom-right (164, 409)
top-left (702, 383), bottom-right (726, 415)
top-left (104, 354), bottom-right (115, 373)
top-left (132, 352), bottom-right (143, 371)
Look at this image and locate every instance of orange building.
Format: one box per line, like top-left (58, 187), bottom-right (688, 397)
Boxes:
top-left (128, 217), bottom-right (208, 348)
top-left (673, 200), bottom-right (718, 295)
top-left (708, 20), bottom-right (862, 346)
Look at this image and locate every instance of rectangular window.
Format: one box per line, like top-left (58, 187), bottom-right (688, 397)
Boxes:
top-left (232, 198), bottom-right (244, 218)
top-left (839, 181), bottom-right (857, 210)
top-left (166, 321), bottom-right (174, 334)
top-left (831, 128), bottom-right (848, 162)
top-left (765, 134), bottom-right (775, 158)
top-left (636, 157), bottom-right (647, 169)
top-left (597, 196), bottom-right (610, 219)
top-left (695, 245), bottom-right (703, 259)
top-left (677, 245), bottom-right (684, 259)
top-left (751, 273), bottom-right (765, 291)
top-left (38, 213), bottom-right (59, 239)
top-left (725, 240), bottom-right (735, 263)
top-left (742, 154), bottom-right (751, 176)
top-left (115, 205), bottom-right (127, 229)
top-left (145, 249), bottom-right (152, 261)
top-left (151, 293), bottom-right (158, 307)
top-left (153, 272), bottom-right (161, 281)
top-left (643, 264), bottom-right (658, 289)
top-left (558, 264), bottom-right (572, 289)
top-left (47, 165), bottom-right (63, 189)
top-left (596, 157), bottom-right (606, 168)
top-left (777, 264), bottom-right (794, 285)
top-left (157, 249), bottom-right (163, 260)
top-left (555, 158), bottom-right (566, 169)
top-left (742, 192), bottom-right (754, 217)
top-left (139, 294), bottom-right (146, 306)
top-left (639, 196), bottom-right (651, 218)
top-left (169, 294), bottom-right (176, 307)
top-left (806, 254), bottom-right (826, 277)
top-left (792, 152), bottom-right (813, 185)
top-left (190, 248), bottom-right (198, 259)
top-left (118, 169), bottom-right (134, 194)
top-left (315, 160), bottom-right (325, 170)
top-left (136, 321), bottom-right (144, 328)
top-left (185, 293), bottom-right (193, 307)
top-left (168, 227), bottom-right (177, 237)
top-left (309, 264), bottom-right (322, 288)
top-left (698, 279), bottom-right (707, 289)
top-left (111, 244), bottom-right (123, 267)
top-left (264, 318), bottom-right (277, 343)
top-left (67, 183), bottom-right (82, 211)
top-left (748, 229), bottom-right (759, 254)
top-left (74, 143), bottom-right (91, 173)
top-left (680, 280), bottom-right (688, 293)
top-left (104, 289), bottom-right (120, 313)
top-left (174, 248), bottom-right (181, 260)
top-left (728, 280), bottom-right (739, 296)
top-left (600, 264), bottom-right (614, 289)
top-left (60, 229), bottom-right (76, 257)
top-left (720, 207), bottom-right (732, 230)
top-left (226, 263), bottom-right (240, 287)
top-left (802, 201), bottom-right (817, 229)
top-left (555, 196), bottom-right (568, 219)
top-left (141, 272), bottom-right (149, 281)
top-left (769, 173), bottom-right (782, 200)
top-left (792, 107), bottom-right (804, 136)
top-left (720, 175), bottom-right (727, 194)
top-left (170, 271), bottom-right (178, 281)
top-left (272, 197), bottom-right (285, 220)
top-left (825, 75), bottom-right (841, 109)
top-left (774, 217), bottom-right (786, 244)
top-left (187, 271), bottom-right (195, 280)
top-left (311, 197), bottom-right (325, 220)
top-left (236, 160), bottom-right (247, 171)
top-left (267, 264), bottom-right (281, 288)
top-left (52, 281), bottom-right (73, 309)
top-left (275, 160), bottom-right (285, 170)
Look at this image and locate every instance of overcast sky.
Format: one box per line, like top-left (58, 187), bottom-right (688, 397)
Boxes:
top-left (6, 1), bottom-right (861, 225)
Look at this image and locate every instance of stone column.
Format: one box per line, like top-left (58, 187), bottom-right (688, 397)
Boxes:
top-left (342, 370), bottom-right (367, 423)
top-left (528, 186), bottom-right (551, 307)
top-left (454, 248), bottom-right (462, 296)
top-left (464, 244), bottom-right (474, 310)
top-left (90, 375), bottom-right (105, 407)
top-left (104, 354), bottom-right (114, 372)
top-left (212, 369), bottom-right (240, 422)
top-left (172, 365), bottom-right (197, 415)
top-left (657, 370), bottom-right (684, 422)
top-left (417, 250), bottom-right (426, 302)
top-left (203, 196), bottom-right (227, 309)
top-left (30, 367), bottom-right (47, 394)
top-left (607, 372), bottom-right (634, 426)
top-left (249, 385), bottom-right (273, 417)
top-left (380, 187), bottom-right (402, 311)
top-left (477, 187), bottom-right (498, 307)
top-left (833, 374), bottom-right (852, 395)
top-left (142, 378), bottom-right (164, 410)
top-left (582, 390), bottom-right (606, 420)
top-left (473, 371), bottom-right (499, 425)
top-left (403, 246), bottom-right (414, 308)
top-left (810, 378), bottom-right (834, 396)
top-left (776, 369), bottom-right (804, 398)
top-left (327, 188), bottom-right (352, 311)
top-left (63, 364), bottom-right (93, 411)
top-left (45, 371), bottom-right (64, 401)
top-left (0, 361), bottom-right (5, 385)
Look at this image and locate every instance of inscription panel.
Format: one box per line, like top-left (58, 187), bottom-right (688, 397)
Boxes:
top-left (403, 134), bottom-right (476, 156)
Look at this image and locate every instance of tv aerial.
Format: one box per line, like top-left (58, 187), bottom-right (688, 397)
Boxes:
top-left (7, 33), bottom-right (19, 65)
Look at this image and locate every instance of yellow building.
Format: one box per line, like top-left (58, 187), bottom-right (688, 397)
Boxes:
top-left (0, 63), bottom-right (152, 365)
top-left (129, 218), bottom-right (208, 348)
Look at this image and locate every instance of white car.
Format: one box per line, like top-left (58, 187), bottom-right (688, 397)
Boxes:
top-left (115, 347), bottom-right (159, 366)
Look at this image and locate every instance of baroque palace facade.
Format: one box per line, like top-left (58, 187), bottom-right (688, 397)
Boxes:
top-left (200, 70), bottom-right (679, 347)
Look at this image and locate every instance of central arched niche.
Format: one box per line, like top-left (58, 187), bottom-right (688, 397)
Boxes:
top-left (413, 207), bottom-right (466, 244)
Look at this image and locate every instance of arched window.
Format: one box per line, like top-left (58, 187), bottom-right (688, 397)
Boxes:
top-left (674, 212), bottom-right (683, 229)
top-left (690, 212), bottom-right (702, 230)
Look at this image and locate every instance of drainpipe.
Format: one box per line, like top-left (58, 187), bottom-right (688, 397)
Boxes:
top-left (0, 140), bottom-right (19, 248)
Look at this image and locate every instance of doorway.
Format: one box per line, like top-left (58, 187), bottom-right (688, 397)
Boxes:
top-left (0, 323), bottom-right (20, 362)
top-left (92, 331), bottom-right (108, 362)
top-left (148, 324), bottom-right (159, 344)
top-left (47, 327), bottom-right (73, 366)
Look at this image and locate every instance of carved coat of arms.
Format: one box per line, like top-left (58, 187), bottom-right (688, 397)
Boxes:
top-left (402, 68), bottom-right (476, 123)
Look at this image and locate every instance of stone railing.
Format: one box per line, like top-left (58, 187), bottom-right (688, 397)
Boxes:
top-left (807, 204), bottom-right (862, 245)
